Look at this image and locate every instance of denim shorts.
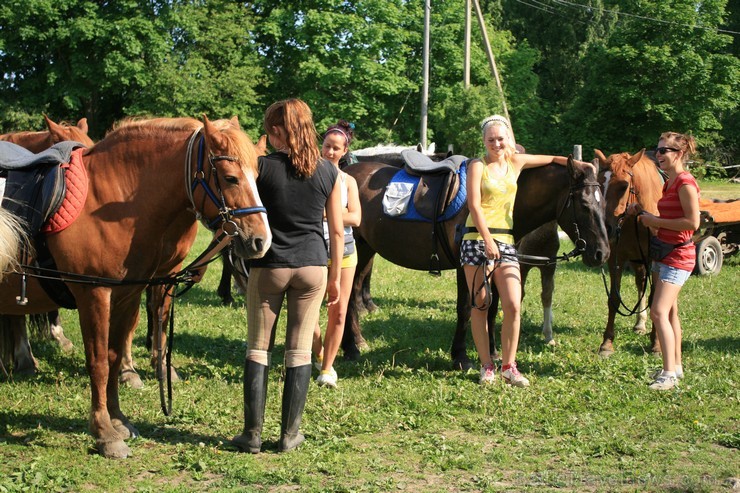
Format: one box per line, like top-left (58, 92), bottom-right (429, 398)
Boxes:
top-left (652, 262), bottom-right (691, 286)
top-left (460, 239), bottom-right (518, 266)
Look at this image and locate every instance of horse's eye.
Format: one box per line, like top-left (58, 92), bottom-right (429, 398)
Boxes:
top-left (224, 175), bottom-right (239, 185)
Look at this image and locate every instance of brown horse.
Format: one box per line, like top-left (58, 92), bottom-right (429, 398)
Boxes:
top-left (595, 149), bottom-right (663, 356)
top-left (0, 116), bottom-right (271, 458)
top-left (0, 116), bottom-right (96, 373)
top-left (0, 116), bottom-right (93, 152)
top-left (343, 157), bottom-right (610, 368)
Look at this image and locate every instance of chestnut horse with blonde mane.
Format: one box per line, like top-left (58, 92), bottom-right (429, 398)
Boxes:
top-left (0, 116), bottom-right (271, 458)
top-left (596, 149), bottom-right (663, 356)
top-left (1, 116), bottom-right (96, 373)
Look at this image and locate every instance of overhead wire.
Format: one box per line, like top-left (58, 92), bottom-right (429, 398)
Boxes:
top-left (539, 0), bottom-right (740, 35)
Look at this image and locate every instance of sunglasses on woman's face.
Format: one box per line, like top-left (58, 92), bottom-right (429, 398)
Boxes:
top-left (655, 147), bottom-right (679, 155)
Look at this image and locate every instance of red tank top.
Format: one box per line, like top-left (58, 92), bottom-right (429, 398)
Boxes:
top-left (656, 172), bottom-right (700, 271)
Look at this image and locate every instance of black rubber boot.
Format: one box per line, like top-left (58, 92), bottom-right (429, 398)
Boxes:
top-left (278, 364), bottom-right (312, 452)
top-left (231, 360), bottom-right (268, 453)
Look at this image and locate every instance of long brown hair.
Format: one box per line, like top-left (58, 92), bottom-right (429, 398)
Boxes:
top-left (264, 99), bottom-right (320, 177)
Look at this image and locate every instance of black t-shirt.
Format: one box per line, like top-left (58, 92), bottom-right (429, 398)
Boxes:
top-left (251, 152), bottom-right (339, 268)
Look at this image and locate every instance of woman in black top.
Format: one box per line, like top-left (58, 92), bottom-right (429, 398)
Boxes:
top-left (232, 98), bottom-right (342, 453)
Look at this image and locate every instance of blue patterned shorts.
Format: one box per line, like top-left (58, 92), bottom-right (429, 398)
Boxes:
top-left (460, 239), bottom-right (518, 266)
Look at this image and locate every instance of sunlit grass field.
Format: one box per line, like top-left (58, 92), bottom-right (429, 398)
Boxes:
top-left (0, 181), bottom-right (737, 492)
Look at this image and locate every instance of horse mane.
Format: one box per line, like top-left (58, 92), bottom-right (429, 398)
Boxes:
top-left (105, 117), bottom-right (258, 170)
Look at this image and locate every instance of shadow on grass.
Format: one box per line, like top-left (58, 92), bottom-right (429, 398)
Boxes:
top-left (690, 335), bottom-right (739, 354)
top-left (0, 410), bottom-right (233, 451)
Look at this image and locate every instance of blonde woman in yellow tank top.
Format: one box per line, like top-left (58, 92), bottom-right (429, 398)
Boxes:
top-left (462, 115), bottom-right (594, 387)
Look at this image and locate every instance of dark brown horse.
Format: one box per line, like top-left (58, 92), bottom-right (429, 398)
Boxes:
top-left (0, 116), bottom-right (271, 458)
top-left (595, 149), bottom-right (663, 356)
top-left (0, 116), bottom-right (96, 374)
top-left (343, 158), bottom-right (610, 368)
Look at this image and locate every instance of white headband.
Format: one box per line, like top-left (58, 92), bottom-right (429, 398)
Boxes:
top-left (480, 115), bottom-right (510, 131)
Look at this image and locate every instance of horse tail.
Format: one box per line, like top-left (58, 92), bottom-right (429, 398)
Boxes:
top-left (0, 208), bottom-right (27, 279)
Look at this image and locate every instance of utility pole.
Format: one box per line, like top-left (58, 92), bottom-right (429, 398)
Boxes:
top-left (464, 0), bottom-right (471, 89)
top-left (420, 0), bottom-right (431, 150)
top-left (471, 0), bottom-right (509, 124)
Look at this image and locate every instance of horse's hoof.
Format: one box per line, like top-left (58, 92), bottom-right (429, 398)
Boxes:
top-left (651, 346), bottom-right (662, 354)
top-left (633, 326), bottom-right (647, 335)
top-left (169, 367), bottom-right (181, 383)
top-left (598, 349), bottom-right (614, 358)
top-left (119, 369), bottom-right (144, 389)
top-left (97, 439), bottom-right (131, 459)
top-left (55, 336), bottom-right (75, 352)
top-left (452, 358), bottom-right (473, 371)
top-left (364, 301), bottom-right (378, 313)
top-left (111, 419), bottom-right (140, 440)
top-left (545, 338), bottom-right (557, 347)
top-left (343, 349), bottom-right (361, 362)
top-left (357, 340), bottom-right (370, 352)
top-left (12, 363), bottom-right (38, 378)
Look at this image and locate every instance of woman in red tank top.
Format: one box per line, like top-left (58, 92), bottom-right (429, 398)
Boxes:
top-left (628, 132), bottom-right (700, 390)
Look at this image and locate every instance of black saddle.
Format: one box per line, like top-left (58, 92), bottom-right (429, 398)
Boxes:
top-left (0, 141), bottom-right (83, 233)
top-left (1, 141), bottom-right (85, 309)
top-left (400, 150), bottom-right (467, 220)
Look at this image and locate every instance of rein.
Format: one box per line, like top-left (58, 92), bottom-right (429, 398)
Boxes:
top-left (553, 178), bottom-right (602, 262)
top-left (600, 170), bottom-right (652, 316)
top-left (468, 172), bottom-right (601, 311)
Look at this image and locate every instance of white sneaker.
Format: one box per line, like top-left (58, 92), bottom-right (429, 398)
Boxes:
top-left (501, 363), bottom-right (530, 387)
top-left (649, 374), bottom-right (678, 390)
top-left (316, 369), bottom-right (338, 388)
top-left (479, 363), bottom-right (496, 385)
top-left (650, 367), bottom-right (684, 380)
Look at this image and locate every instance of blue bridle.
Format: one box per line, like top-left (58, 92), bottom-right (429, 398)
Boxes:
top-left (186, 130), bottom-right (266, 235)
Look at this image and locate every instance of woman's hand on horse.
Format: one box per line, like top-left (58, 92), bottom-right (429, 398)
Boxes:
top-left (626, 203), bottom-right (643, 216)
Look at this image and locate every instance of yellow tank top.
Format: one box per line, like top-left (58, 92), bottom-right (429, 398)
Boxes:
top-left (463, 159), bottom-right (518, 244)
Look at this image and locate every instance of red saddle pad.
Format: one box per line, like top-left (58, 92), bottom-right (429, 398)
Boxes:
top-left (42, 147), bottom-right (88, 234)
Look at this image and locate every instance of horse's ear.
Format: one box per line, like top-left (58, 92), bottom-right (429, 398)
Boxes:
top-left (594, 149), bottom-right (608, 169)
top-left (416, 143), bottom-right (423, 152)
top-left (230, 116), bottom-right (240, 129)
top-left (627, 148), bottom-right (645, 167)
top-left (76, 118), bottom-right (89, 133)
top-left (566, 154), bottom-right (577, 177)
top-left (202, 115), bottom-right (225, 147)
top-left (44, 114), bottom-right (60, 132)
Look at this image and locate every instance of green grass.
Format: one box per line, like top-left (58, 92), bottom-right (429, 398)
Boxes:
top-left (1, 181), bottom-right (737, 492)
top-left (699, 179), bottom-right (740, 201)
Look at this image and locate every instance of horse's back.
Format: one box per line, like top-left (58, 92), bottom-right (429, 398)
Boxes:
top-left (346, 161), bottom-right (464, 271)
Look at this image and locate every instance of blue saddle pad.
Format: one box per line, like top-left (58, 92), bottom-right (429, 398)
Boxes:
top-left (386, 161), bottom-right (467, 222)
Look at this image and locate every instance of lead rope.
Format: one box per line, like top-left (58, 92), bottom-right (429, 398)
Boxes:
top-left (600, 173), bottom-right (652, 317)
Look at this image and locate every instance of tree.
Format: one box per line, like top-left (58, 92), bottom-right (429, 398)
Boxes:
top-left (0, 0), bottom-right (265, 138)
top-left (561, 0), bottom-right (739, 155)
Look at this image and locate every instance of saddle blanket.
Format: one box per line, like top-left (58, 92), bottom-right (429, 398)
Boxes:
top-left (382, 161), bottom-right (467, 222)
top-left (42, 147), bottom-right (88, 234)
top-left (0, 142), bottom-right (88, 234)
